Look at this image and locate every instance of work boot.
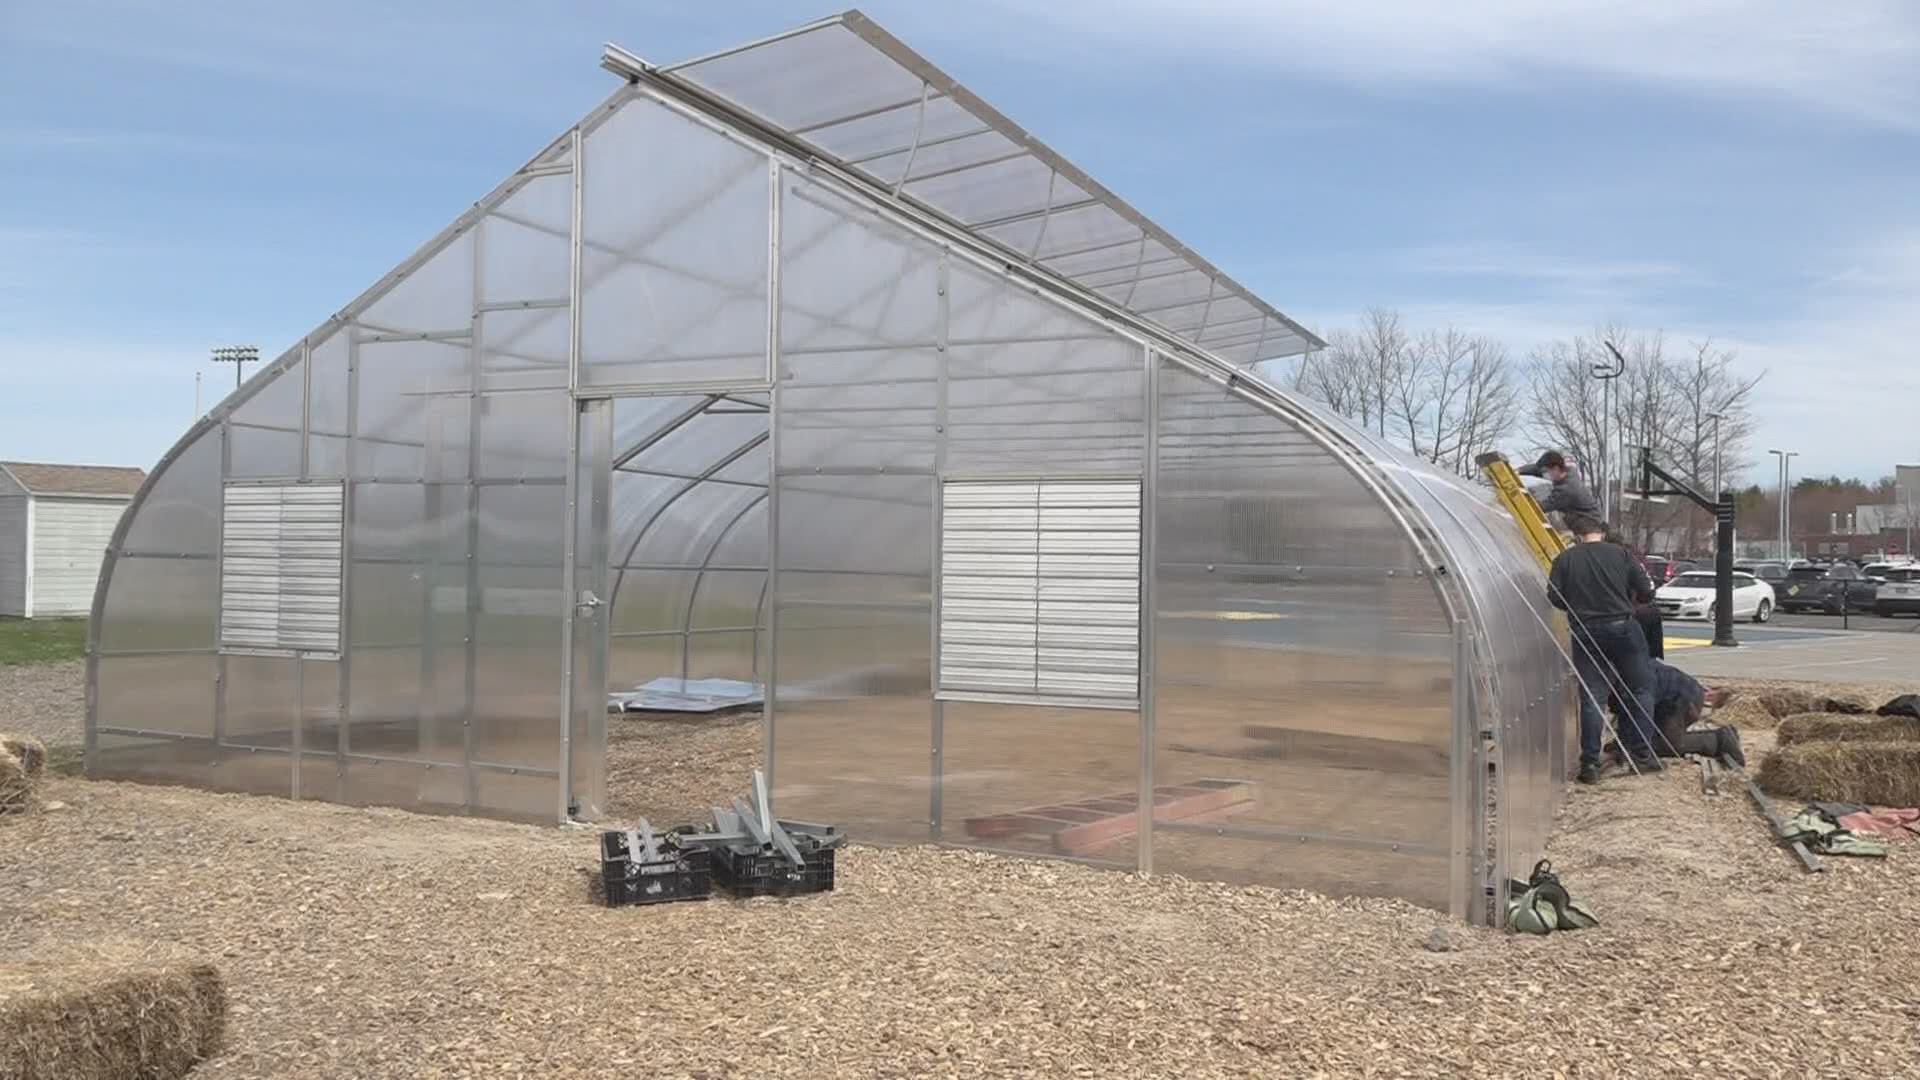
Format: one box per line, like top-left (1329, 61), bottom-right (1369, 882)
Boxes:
top-left (1629, 753), bottom-right (1665, 774)
top-left (1577, 761), bottom-right (1602, 785)
top-left (1716, 727), bottom-right (1746, 768)
top-left (1676, 727), bottom-right (1746, 768)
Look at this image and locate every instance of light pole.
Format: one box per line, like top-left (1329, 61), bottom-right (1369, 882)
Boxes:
top-left (1705, 410), bottom-right (1725, 496)
top-left (1593, 342), bottom-right (1628, 522)
top-left (1768, 448), bottom-right (1799, 560)
top-left (211, 345), bottom-right (260, 391)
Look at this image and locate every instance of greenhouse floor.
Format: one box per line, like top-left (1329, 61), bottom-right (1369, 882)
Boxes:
top-left (6, 682), bottom-right (1919, 1077)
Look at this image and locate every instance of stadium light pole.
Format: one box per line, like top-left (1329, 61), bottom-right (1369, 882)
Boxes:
top-left (211, 344), bottom-right (260, 391)
top-left (1768, 448), bottom-right (1798, 560)
top-left (1593, 342), bottom-right (1628, 522)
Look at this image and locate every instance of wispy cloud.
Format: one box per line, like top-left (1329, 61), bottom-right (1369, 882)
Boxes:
top-left (1395, 244), bottom-right (1701, 295)
top-left (1008, 0), bottom-right (1920, 130)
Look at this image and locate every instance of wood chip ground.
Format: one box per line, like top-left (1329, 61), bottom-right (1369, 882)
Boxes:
top-left (5, 671), bottom-right (1918, 1078)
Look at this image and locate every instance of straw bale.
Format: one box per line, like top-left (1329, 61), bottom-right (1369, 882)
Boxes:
top-left (1776, 713), bottom-right (1920, 748)
top-left (2, 733), bottom-right (48, 777)
top-left (1756, 741), bottom-right (1920, 807)
top-left (0, 951), bottom-right (226, 1080)
top-left (0, 749), bottom-right (32, 813)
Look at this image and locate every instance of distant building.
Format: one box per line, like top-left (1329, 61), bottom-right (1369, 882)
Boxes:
top-left (0, 462), bottom-right (147, 618)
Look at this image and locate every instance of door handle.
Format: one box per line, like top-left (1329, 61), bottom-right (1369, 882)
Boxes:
top-left (575, 589), bottom-right (603, 612)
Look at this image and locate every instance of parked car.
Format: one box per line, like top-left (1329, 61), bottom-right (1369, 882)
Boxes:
top-left (1861, 561), bottom-right (1916, 581)
top-left (1874, 567), bottom-right (1920, 617)
top-left (1734, 561), bottom-right (1789, 588)
top-left (1777, 563), bottom-right (1879, 614)
top-left (1655, 570), bottom-right (1775, 623)
top-left (1663, 559), bottom-right (1699, 582)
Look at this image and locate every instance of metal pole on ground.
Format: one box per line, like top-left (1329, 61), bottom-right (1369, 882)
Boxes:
top-left (1713, 494), bottom-right (1738, 647)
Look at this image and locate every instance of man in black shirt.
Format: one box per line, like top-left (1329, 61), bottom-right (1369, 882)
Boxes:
top-left (1548, 515), bottom-right (1659, 784)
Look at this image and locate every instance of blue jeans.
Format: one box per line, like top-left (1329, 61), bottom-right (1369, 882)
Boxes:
top-left (1571, 618), bottom-right (1656, 764)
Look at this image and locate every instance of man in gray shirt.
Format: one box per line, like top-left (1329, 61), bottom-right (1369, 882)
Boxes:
top-left (1548, 514), bottom-right (1659, 784)
top-left (1517, 450), bottom-right (1601, 520)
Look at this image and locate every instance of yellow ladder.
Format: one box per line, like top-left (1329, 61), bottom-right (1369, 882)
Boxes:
top-left (1475, 453), bottom-right (1567, 575)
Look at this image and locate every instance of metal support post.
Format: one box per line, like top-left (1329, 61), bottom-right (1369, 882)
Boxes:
top-left (337, 331), bottom-right (359, 791)
top-left (1136, 346), bottom-right (1159, 875)
top-left (558, 125), bottom-right (584, 821)
top-left (1713, 497), bottom-right (1738, 647)
top-left (930, 250), bottom-right (949, 840)
top-left (762, 158), bottom-right (783, 798)
top-left (463, 194), bottom-right (494, 816)
top-left (213, 417), bottom-right (231, 765)
top-left (291, 654), bottom-right (304, 800)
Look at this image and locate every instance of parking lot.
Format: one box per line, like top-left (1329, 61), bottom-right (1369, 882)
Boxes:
top-left (1665, 608), bottom-right (1920, 637)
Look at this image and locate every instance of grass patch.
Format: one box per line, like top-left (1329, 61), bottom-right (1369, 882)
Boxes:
top-left (0, 617), bottom-right (87, 666)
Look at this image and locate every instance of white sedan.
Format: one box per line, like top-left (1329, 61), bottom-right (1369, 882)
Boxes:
top-left (1655, 570), bottom-right (1775, 623)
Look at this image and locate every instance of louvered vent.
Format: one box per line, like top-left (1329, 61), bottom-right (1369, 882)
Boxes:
top-left (939, 478), bottom-right (1140, 703)
top-left (220, 483), bottom-right (344, 654)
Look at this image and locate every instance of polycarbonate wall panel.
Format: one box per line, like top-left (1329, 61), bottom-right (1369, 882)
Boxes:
top-left (228, 350), bottom-right (306, 479)
top-left (353, 338), bottom-right (469, 483)
top-left (478, 172), bottom-right (573, 393)
top-left (308, 332), bottom-right (351, 477)
top-left (1306, 406), bottom-right (1571, 887)
top-left (1151, 360), bottom-right (1455, 909)
top-left (300, 657), bottom-right (344, 803)
top-left (91, 653), bottom-right (218, 791)
top-left (937, 700), bottom-right (1138, 867)
top-left (93, 112), bottom-right (577, 822)
top-left (224, 653), bottom-right (296, 750)
top-left (778, 171), bottom-right (940, 472)
top-left (118, 425), bottom-right (220, 556)
top-left (579, 94), bottom-right (771, 386)
top-left (95, 555), bottom-right (216, 653)
top-left (471, 482), bottom-right (565, 779)
top-left (771, 463), bottom-right (932, 846)
top-left (770, 166), bottom-right (1157, 856)
top-left (944, 262), bottom-right (1145, 475)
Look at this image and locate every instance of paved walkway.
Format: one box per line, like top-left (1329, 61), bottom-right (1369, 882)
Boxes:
top-left (1666, 624), bottom-right (1920, 684)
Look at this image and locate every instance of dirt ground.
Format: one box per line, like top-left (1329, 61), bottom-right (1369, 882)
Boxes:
top-left (6, 668), bottom-right (1920, 1077)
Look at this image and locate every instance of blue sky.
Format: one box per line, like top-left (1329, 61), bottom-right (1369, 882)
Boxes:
top-left (3, 0), bottom-right (1916, 483)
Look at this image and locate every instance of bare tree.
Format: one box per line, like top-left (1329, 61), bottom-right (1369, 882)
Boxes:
top-left (1524, 337), bottom-right (1608, 485)
top-left (1527, 327), bottom-right (1765, 553)
top-left (1292, 311), bottom-right (1520, 475)
top-left (1666, 339), bottom-right (1764, 552)
top-left (1448, 335), bottom-right (1523, 477)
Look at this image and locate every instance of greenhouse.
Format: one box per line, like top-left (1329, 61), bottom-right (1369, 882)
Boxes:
top-left (85, 11), bottom-right (1568, 922)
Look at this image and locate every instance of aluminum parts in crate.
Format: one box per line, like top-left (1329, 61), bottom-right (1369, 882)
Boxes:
top-left (673, 769), bottom-right (846, 897)
top-left (600, 817), bottom-right (712, 907)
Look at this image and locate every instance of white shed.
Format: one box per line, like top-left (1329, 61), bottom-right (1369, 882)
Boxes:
top-left (0, 462), bottom-right (146, 618)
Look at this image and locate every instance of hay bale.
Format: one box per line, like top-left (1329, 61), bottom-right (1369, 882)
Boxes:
top-left (0, 749), bottom-right (32, 814)
top-left (1756, 742), bottom-right (1920, 807)
top-left (0, 954), bottom-right (226, 1080)
top-left (2, 734), bottom-right (47, 778)
top-left (1757, 687), bottom-right (1869, 719)
top-left (1776, 713), bottom-right (1920, 747)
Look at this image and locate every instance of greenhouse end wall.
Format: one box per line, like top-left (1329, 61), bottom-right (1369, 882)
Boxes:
top-left (88, 54), bottom-right (1567, 919)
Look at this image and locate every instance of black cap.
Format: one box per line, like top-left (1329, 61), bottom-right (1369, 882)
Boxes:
top-left (1535, 450), bottom-right (1566, 470)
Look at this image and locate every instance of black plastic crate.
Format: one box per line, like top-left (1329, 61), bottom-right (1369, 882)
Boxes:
top-left (710, 843), bottom-right (836, 898)
top-left (599, 831), bottom-right (711, 907)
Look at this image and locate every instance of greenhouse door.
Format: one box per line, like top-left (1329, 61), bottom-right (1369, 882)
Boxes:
top-left (563, 392), bottom-right (774, 822)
